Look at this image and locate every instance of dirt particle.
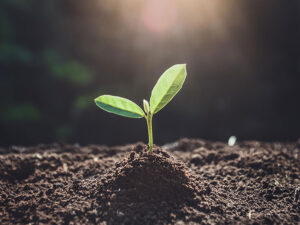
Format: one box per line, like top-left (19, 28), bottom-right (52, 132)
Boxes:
top-left (129, 152), bottom-right (135, 161)
top-left (273, 186), bottom-right (282, 195)
top-left (223, 153), bottom-right (239, 161)
top-left (205, 153), bottom-right (217, 163)
top-left (294, 187), bottom-right (300, 202)
top-left (190, 154), bottom-right (202, 165)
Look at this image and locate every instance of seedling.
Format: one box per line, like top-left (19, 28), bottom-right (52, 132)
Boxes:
top-left (94, 64), bottom-right (187, 153)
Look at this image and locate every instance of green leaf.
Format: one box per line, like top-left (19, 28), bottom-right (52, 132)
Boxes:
top-left (94, 95), bottom-right (145, 118)
top-left (150, 64), bottom-right (187, 114)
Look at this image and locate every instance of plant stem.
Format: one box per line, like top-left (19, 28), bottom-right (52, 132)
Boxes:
top-left (146, 113), bottom-right (153, 153)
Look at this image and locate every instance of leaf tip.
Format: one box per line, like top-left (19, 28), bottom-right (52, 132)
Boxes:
top-left (172, 63), bottom-right (187, 76)
top-left (94, 96), bottom-right (101, 103)
top-left (178, 63), bottom-right (187, 71)
top-left (94, 97), bottom-right (98, 104)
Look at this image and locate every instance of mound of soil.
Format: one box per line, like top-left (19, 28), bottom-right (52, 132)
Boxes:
top-left (0, 139), bottom-right (300, 224)
top-left (90, 145), bottom-right (199, 224)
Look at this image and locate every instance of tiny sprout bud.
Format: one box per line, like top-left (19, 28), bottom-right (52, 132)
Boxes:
top-left (143, 99), bottom-right (150, 114)
top-left (228, 136), bottom-right (237, 146)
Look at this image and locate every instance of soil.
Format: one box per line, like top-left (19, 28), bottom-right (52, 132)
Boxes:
top-left (0, 138), bottom-right (300, 224)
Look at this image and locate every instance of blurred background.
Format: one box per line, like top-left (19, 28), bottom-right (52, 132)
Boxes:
top-left (0, 0), bottom-right (299, 147)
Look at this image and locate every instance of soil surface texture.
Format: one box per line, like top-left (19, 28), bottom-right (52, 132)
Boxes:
top-left (0, 138), bottom-right (300, 224)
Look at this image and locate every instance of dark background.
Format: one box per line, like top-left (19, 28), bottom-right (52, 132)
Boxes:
top-left (0, 0), bottom-right (299, 147)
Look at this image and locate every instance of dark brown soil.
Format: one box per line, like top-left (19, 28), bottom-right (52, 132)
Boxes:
top-left (0, 138), bottom-right (300, 224)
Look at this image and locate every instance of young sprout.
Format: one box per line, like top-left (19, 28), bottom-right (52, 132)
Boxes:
top-left (94, 64), bottom-right (187, 153)
top-left (228, 136), bottom-right (237, 146)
